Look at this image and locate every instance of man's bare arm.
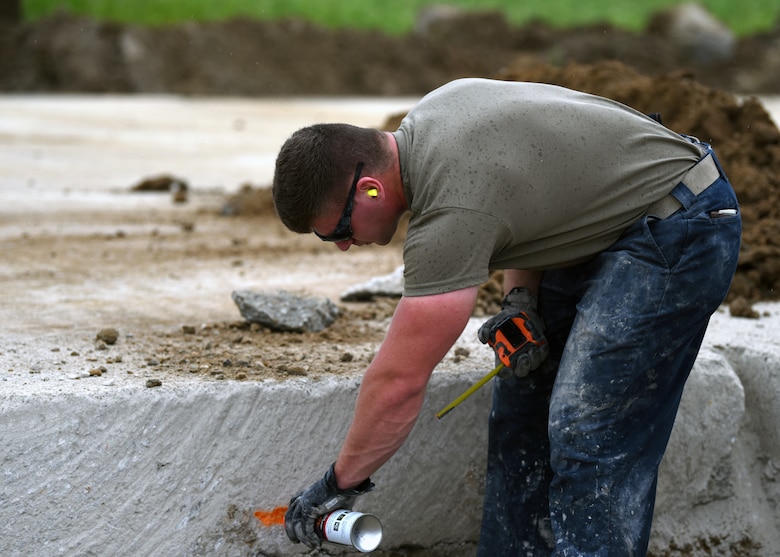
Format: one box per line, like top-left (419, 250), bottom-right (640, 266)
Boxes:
top-left (333, 286), bottom-right (479, 488)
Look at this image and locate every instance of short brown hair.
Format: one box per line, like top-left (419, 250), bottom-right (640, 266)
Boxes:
top-left (272, 124), bottom-right (389, 233)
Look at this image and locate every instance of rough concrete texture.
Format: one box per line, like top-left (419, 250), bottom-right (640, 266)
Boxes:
top-left (648, 309), bottom-right (780, 557)
top-left (1, 320), bottom-right (493, 557)
top-left (2, 308), bottom-right (780, 556)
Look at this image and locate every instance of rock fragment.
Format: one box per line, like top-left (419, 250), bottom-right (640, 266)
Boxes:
top-left (231, 290), bottom-right (338, 332)
top-left (647, 3), bottom-right (735, 66)
top-left (729, 296), bottom-right (760, 319)
top-left (340, 265), bottom-right (404, 301)
top-left (131, 174), bottom-right (189, 203)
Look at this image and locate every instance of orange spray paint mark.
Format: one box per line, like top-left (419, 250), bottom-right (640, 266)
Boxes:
top-left (254, 506), bottom-right (287, 527)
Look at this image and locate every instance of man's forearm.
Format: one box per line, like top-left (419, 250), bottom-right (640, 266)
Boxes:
top-left (333, 358), bottom-right (431, 489)
top-left (331, 287), bottom-right (478, 490)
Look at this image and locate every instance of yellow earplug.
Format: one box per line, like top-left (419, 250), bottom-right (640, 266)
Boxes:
top-left (367, 188), bottom-right (378, 198)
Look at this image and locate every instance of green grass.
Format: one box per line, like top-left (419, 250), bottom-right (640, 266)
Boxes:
top-left (22, 0), bottom-right (780, 37)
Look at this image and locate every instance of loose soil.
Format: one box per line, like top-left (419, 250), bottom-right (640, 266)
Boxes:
top-left (1, 10), bottom-right (779, 386)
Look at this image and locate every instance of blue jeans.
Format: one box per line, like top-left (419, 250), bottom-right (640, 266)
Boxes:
top-left (477, 146), bottom-right (741, 556)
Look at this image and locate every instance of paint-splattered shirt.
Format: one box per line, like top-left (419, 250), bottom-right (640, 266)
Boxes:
top-left (392, 78), bottom-right (704, 297)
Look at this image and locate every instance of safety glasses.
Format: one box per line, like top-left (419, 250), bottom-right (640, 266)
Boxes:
top-left (314, 162), bottom-right (364, 242)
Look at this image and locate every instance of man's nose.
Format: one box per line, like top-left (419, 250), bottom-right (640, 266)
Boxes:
top-left (335, 239), bottom-right (353, 251)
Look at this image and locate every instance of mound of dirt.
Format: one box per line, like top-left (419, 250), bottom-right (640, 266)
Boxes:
top-left (2, 10), bottom-right (780, 96)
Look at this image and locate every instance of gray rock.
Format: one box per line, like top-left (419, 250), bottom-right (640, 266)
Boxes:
top-left (231, 289), bottom-right (339, 332)
top-left (341, 265), bottom-right (404, 301)
top-left (648, 3), bottom-right (735, 66)
top-left (413, 4), bottom-right (464, 37)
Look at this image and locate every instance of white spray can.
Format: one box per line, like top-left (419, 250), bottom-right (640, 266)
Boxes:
top-left (316, 509), bottom-right (383, 552)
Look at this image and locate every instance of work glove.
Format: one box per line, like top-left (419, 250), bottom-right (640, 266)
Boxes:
top-left (284, 463), bottom-right (374, 549)
top-left (478, 287), bottom-right (549, 378)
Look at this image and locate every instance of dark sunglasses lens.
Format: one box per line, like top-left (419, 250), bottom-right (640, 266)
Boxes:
top-left (315, 227), bottom-right (350, 242)
top-left (314, 162), bottom-right (362, 242)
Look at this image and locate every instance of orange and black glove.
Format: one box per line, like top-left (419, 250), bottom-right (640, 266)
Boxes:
top-left (478, 287), bottom-right (549, 378)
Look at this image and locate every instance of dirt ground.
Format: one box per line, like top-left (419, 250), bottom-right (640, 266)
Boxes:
top-left (0, 198), bottom-right (402, 383)
top-left (1, 8), bottom-right (779, 385)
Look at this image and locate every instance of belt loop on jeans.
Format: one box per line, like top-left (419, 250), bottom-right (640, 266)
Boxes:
top-left (645, 153), bottom-right (720, 219)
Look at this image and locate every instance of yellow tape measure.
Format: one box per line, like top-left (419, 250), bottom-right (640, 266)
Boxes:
top-left (435, 363), bottom-right (504, 420)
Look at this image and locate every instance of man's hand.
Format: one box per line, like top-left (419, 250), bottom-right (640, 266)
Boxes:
top-left (478, 287), bottom-right (549, 377)
top-left (284, 464), bottom-right (374, 548)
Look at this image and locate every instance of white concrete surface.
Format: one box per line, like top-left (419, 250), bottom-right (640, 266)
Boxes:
top-left (0, 95), bottom-right (418, 213)
top-left (2, 95), bottom-right (780, 556)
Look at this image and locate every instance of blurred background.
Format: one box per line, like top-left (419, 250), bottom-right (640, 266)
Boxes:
top-left (2, 0), bottom-right (780, 95)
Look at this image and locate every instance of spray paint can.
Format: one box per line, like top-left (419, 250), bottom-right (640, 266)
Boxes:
top-left (316, 509), bottom-right (383, 553)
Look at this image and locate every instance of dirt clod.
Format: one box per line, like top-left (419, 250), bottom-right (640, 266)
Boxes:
top-left (96, 328), bottom-right (119, 345)
top-left (729, 297), bottom-right (761, 319)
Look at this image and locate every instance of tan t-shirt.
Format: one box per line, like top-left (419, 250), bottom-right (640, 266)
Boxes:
top-left (392, 78), bottom-right (704, 297)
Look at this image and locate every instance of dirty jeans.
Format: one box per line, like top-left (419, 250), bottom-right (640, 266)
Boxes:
top-left (477, 146), bottom-right (741, 556)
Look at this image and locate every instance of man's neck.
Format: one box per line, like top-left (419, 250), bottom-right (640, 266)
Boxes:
top-left (383, 132), bottom-right (409, 213)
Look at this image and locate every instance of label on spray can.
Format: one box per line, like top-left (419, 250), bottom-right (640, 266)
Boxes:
top-left (316, 509), bottom-right (383, 553)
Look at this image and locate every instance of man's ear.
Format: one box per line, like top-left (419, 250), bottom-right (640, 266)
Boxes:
top-left (359, 177), bottom-right (382, 199)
